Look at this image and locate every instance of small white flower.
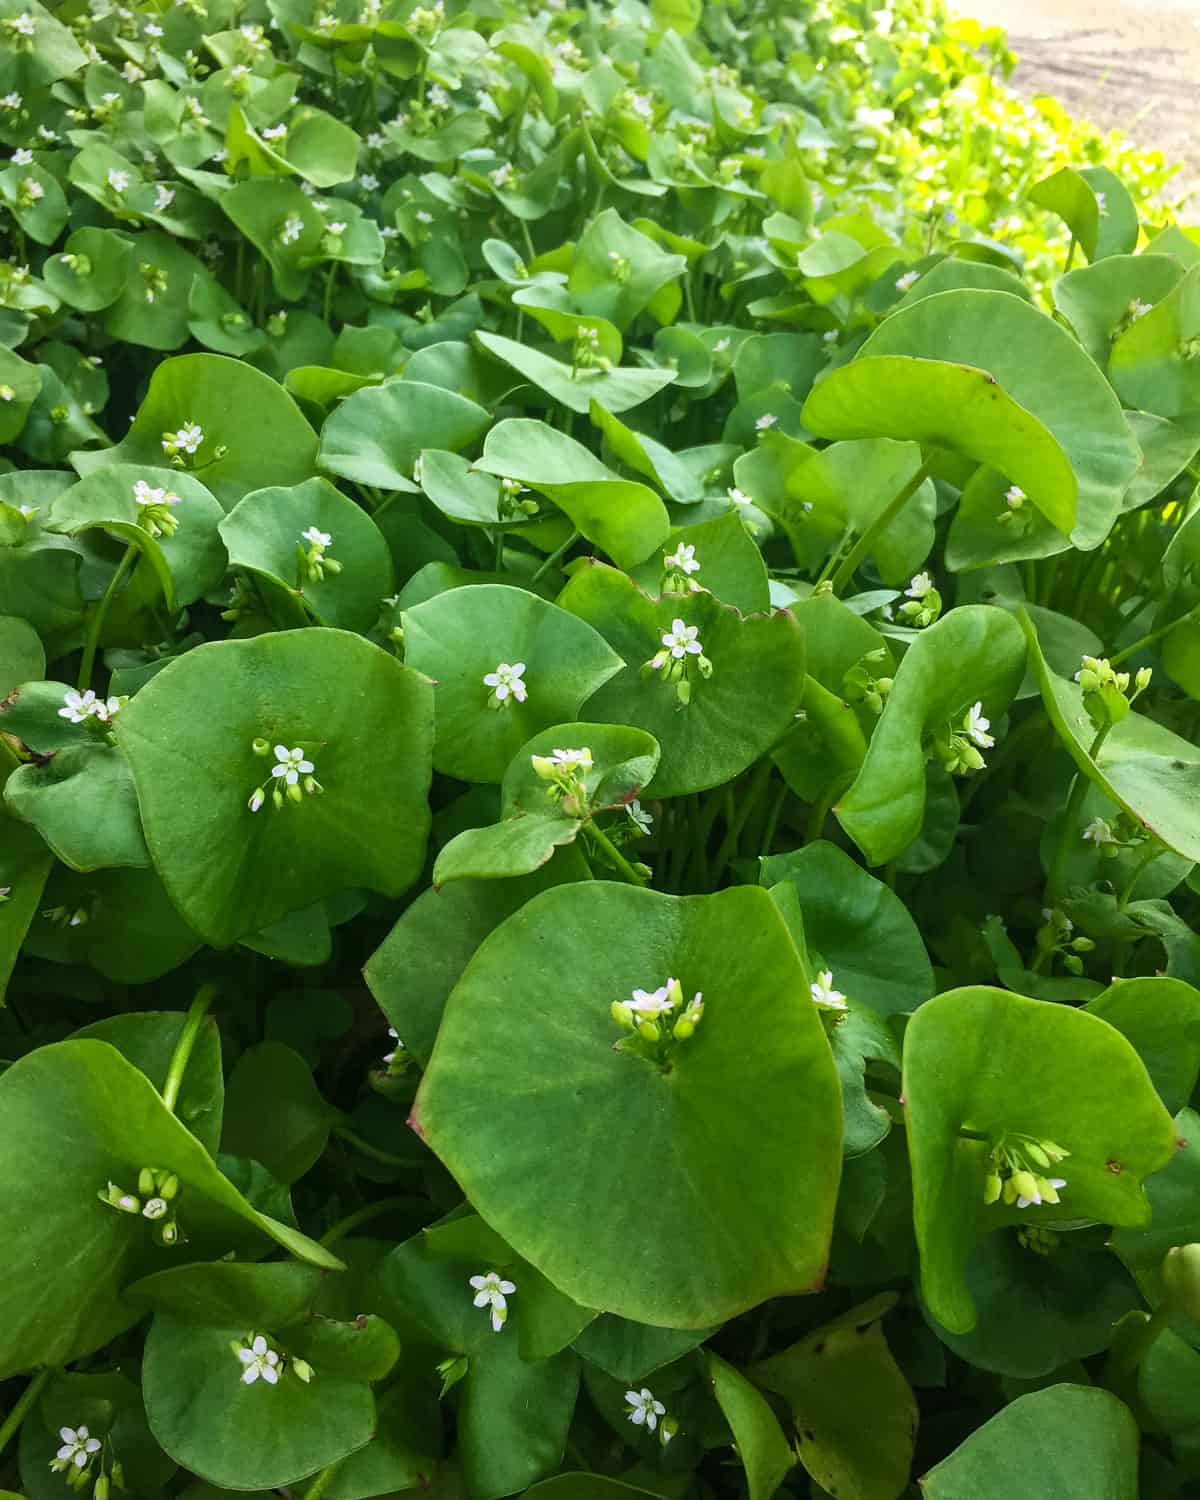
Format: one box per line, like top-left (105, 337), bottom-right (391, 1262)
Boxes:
top-left (162, 421), bottom-right (203, 455)
top-left (415, 208), bottom-right (433, 223)
top-left (1129, 298), bottom-right (1152, 320)
top-left (262, 123), bottom-right (287, 141)
top-left (483, 661), bottom-right (527, 703)
top-left (145, 20), bottom-right (163, 35)
top-left (905, 571), bottom-right (933, 599)
top-left (627, 799), bottom-right (653, 835)
top-left (469, 1270), bottom-right (516, 1332)
top-left (236, 1334), bottom-right (281, 1385)
top-left (230, 64), bottom-right (250, 79)
top-left (1017, 1176), bottom-right (1067, 1209)
top-left (52, 1426), bottom-right (101, 1473)
top-left (383, 1026), bottom-right (402, 1065)
top-left (490, 162), bottom-right (513, 187)
top-left (628, 91), bottom-right (653, 119)
top-left (59, 689), bottom-right (101, 723)
top-left (895, 269), bottom-right (919, 292)
top-left (1, 93), bottom-right (21, 110)
top-left (1004, 484), bottom-right (1026, 508)
top-left (366, 130), bottom-right (385, 149)
top-left (1082, 817), bottom-right (1116, 845)
top-left (122, 61), bottom-right (144, 82)
top-left (754, 412), bottom-right (777, 431)
top-left (154, 184), bottom-right (175, 211)
top-left (660, 618), bottom-right (702, 660)
top-left (271, 745), bottom-right (315, 786)
top-left (810, 969), bottom-right (847, 1011)
top-left (360, 172), bottom-right (380, 190)
top-left (10, 12), bottom-right (35, 36)
top-left (713, 337), bottom-right (731, 353)
top-left (428, 84), bottom-right (449, 109)
top-left (280, 213), bottom-right (304, 245)
top-left (964, 702), bottom-right (994, 749)
top-left (107, 168), bottom-right (130, 194)
top-left (727, 487), bottom-right (751, 507)
top-left (12, 147), bottom-right (33, 166)
top-left (21, 176), bottom-right (43, 201)
top-left (665, 542), bottom-right (700, 576)
top-left (544, 747), bottom-right (592, 771)
top-left (625, 1388), bottom-right (666, 1431)
top-left (326, 221), bottom-right (346, 235)
top-left (1094, 192), bottom-right (1106, 213)
top-left (625, 982), bottom-right (673, 1015)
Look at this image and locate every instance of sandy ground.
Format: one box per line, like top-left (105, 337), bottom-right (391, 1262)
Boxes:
top-left (952, 0), bottom-right (1200, 202)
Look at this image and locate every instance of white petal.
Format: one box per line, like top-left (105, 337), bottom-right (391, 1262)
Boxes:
top-left (237, 1348), bottom-right (256, 1363)
top-left (85, 1440), bottom-right (101, 1454)
top-left (630, 1408), bottom-right (646, 1425)
top-left (273, 745), bottom-right (289, 760)
top-left (242, 1365), bottom-right (260, 1383)
top-left (499, 1279), bottom-right (516, 1294)
top-left (261, 1364), bottom-right (279, 1384)
top-left (468, 1275), bottom-right (487, 1289)
top-left (252, 1335), bottom-right (268, 1355)
top-left (473, 1290), bottom-right (491, 1307)
top-left (60, 1429), bottom-right (77, 1445)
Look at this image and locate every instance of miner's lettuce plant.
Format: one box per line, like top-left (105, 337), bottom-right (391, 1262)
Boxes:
top-left (2, 0), bottom-right (1200, 1497)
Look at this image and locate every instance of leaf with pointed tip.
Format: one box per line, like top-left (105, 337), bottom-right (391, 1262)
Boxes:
top-left (318, 380), bottom-right (489, 492)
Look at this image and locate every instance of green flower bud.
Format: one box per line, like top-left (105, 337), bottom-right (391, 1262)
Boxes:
top-left (611, 1001), bottom-right (633, 1026)
top-left (95, 1474), bottom-right (110, 1500)
top-left (1162, 1243), bottom-right (1200, 1323)
top-left (292, 1358), bottom-right (315, 1383)
top-left (1063, 953), bottom-right (1084, 975)
top-left (159, 1172), bottom-right (179, 1200)
top-left (1135, 666), bottom-right (1153, 694)
top-left (673, 1018), bottom-right (695, 1040)
top-left (138, 1166), bottom-right (156, 1196)
top-left (983, 1171), bottom-right (1002, 1205)
top-left (1011, 1169), bottom-right (1039, 1203)
top-left (637, 1020), bottom-right (659, 1042)
top-left (142, 1196), bottom-right (168, 1220)
top-left (252, 736), bottom-right (271, 755)
top-left (1026, 1142), bottom-right (1050, 1168)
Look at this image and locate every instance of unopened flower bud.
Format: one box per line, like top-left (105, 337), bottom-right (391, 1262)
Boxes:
top-left (983, 1171), bottom-right (1002, 1205)
top-left (158, 1172), bottom-right (179, 1200)
top-left (1162, 1243), bottom-right (1200, 1323)
top-left (95, 1474), bottom-right (109, 1500)
top-left (637, 1020), bottom-right (659, 1042)
top-left (138, 1166), bottom-right (156, 1195)
top-left (292, 1358), bottom-right (314, 1383)
top-left (1135, 666), bottom-right (1153, 693)
top-left (142, 1196), bottom-right (168, 1220)
top-left (611, 1001), bottom-right (633, 1026)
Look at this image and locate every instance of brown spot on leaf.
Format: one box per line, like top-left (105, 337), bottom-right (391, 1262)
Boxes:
top-left (1106, 1157), bottom-right (1123, 1174)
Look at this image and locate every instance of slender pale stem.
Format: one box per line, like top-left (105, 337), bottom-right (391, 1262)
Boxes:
top-left (162, 984), bottom-right (219, 1114)
top-left (321, 1196), bottom-right (412, 1247)
top-left (830, 456), bottom-right (936, 595)
top-left (302, 1459), bottom-right (345, 1500)
top-left (0, 1367), bottom-right (53, 1459)
top-left (530, 528), bottom-right (580, 583)
top-left (1046, 725), bottom-right (1112, 900)
top-left (78, 543), bottom-right (138, 689)
top-left (1118, 838), bottom-right (1164, 908)
top-left (332, 1126), bottom-right (414, 1168)
top-left (586, 819), bottom-right (647, 885)
top-left (1110, 602), bottom-right (1200, 667)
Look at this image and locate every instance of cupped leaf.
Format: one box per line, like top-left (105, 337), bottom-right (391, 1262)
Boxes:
top-left (706, 1353), bottom-right (795, 1500)
top-left (219, 478), bottom-right (392, 632)
top-left (1053, 254), bottom-right (1184, 367)
top-left (1030, 165), bottom-right (1138, 263)
top-left (221, 1042), bottom-right (335, 1185)
top-left (803, 290), bottom-right (1140, 544)
top-left (1083, 976), bottom-right (1200, 1115)
top-left (628, 510), bottom-right (770, 613)
top-left (1022, 611), bottom-right (1200, 863)
top-left (0, 1039), bottom-right (342, 1380)
top-left (836, 606), bottom-right (1027, 865)
top-left (749, 1297), bottom-right (916, 1500)
top-left (71, 354), bottom-right (319, 509)
top-left (919, 1385), bottom-right (1137, 1500)
top-left (42, 229), bottom-right (133, 312)
top-left (904, 986), bottom-right (1177, 1334)
top-left (125, 1261), bottom-right (324, 1328)
top-left (115, 630), bottom-right (433, 947)
top-left (401, 585), bottom-right (624, 783)
top-left (4, 744), bottom-right (148, 872)
top-left (414, 883), bottom-right (843, 1327)
top-left (318, 380), bottom-right (489, 492)
top-left (1109, 263), bottom-right (1200, 418)
top-left (761, 841), bottom-right (933, 1016)
top-left (142, 1314), bottom-right (373, 1489)
top-left (476, 419), bottom-right (671, 570)
top-left (475, 331), bottom-right (676, 415)
top-left (559, 562), bottom-right (806, 797)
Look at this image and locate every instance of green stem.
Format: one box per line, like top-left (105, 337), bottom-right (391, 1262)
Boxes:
top-left (530, 528), bottom-right (579, 583)
top-left (586, 819), bottom-right (647, 885)
top-left (758, 779), bottom-right (788, 856)
top-left (321, 1195), bottom-right (412, 1247)
top-left (1064, 233), bottom-right (1077, 273)
top-left (1046, 725), bottom-right (1112, 900)
top-left (814, 524), bottom-right (853, 588)
top-left (1118, 839), bottom-right (1163, 908)
top-left (711, 759), bottom-right (773, 881)
top-left (78, 543), bottom-right (138, 689)
top-left (162, 984), bottom-right (219, 1114)
top-left (1107, 1303), bottom-right (1172, 1384)
top-left (830, 456), bottom-right (936, 595)
top-left (302, 1459), bottom-right (345, 1500)
top-left (0, 1367), bottom-right (52, 1460)
top-left (332, 1127), bottom-right (414, 1169)
top-left (1110, 601), bottom-right (1200, 666)
top-left (323, 261), bottom-right (338, 326)
top-left (493, 526), bottom-right (506, 571)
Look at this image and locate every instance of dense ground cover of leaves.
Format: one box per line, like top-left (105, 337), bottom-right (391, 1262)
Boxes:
top-left (3, 0), bottom-right (1200, 1497)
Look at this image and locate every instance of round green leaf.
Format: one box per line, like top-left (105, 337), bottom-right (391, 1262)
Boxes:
top-left (401, 585), bottom-right (624, 783)
top-left (559, 562), bottom-right (806, 797)
top-left (904, 986), bottom-right (1177, 1334)
top-left (219, 478), bottom-right (392, 632)
top-left (318, 380), bottom-right (489, 492)
top-left (221, 1042), bottom-right (334, 1185)
top-left (4, 744), bottom-right (148, 871)
top-left (475, 331), bottom-right (676, 415)
top-left (0, 614), bottom-right (44, 698)
top-left (115, 630), bottom-right (433, 947)
top-left (1084, 976), bottom-right (1200, 1116)
top-left (414, 883), bottom-right (843, 1327)
top-left (628, 510), bottom-right (770, 613)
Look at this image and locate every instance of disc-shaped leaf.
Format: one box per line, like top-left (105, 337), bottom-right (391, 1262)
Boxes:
top-left (115, 630), bottom-right (433, 947)
top-left (71, 354), bottom-right (319, 509)
top-left (903, 986), bottom-right (1177, 1334)
top-left (142, 1314), bottom-right (374, 1489)
top-left (318, 380), bottom-right (489, 492)
top-left (628, 510), bottom-right (770, 613)
top-left (1109, 263), bottom-right (1200, 418)
top-left (42, 228), bottom-right (133, 312)
top-left (401, 585), bottom-right (623, 783)
top-left (414, 882), bottom-right (843, 1327)
top-left (1022, 612), bottom-right (1200, 862)
top-left (0, 1039), bottom-right (341, 1379)
top-left (803, 290), bottom-right (1140, 544)
top-left (475, 332), bottom-right (676, 415)
top-left (221, 1042), bottom-right (335, 1185)
top-left (559, 562), bottom-right (806, 797)
top-left (219, 478), bottom-right (392, 632)
top-left (919, 1385), bottom-right (1137, 1500)
top-left (4, 744), bottom-right (148, 871)
top-left (1083, 976), bottom-right (1200, 1115)
top-left (836, 606), bottom-right (1027, 866)
top-left (1030, 165), bottom-right (1138, 263)
top-left (1053, 254), bottom-right (1184, 367)
top-left (761, 841), bottom-right (933, 1016)
top-left (476, 420), bottom-right (671, 571)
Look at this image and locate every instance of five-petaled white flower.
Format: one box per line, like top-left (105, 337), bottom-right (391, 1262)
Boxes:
top-left (360, 172), bottom-right (380, 190)
top-left (302, 526), bottom-right (331, 548)
top-left (163, 421), bottom-right (203, 455)
top-left (1004, 484), bottom-right (1026, 508)
top-left (810, 969), bottom-right (847, 1011)
top-left (727, 487), bottom-right (751, 507)
top-left (383, 1027), bottom-right (402, 1065)
top-left (262, 123), bottom-right (287, 141)
top-left (665, 543), bottom-right (700, 576)
top-left (58, 688), bottom-right (119, 723)
top-left (280, 213), bottom-right (304, 245)
top-left (272, 745), bottom-right (314, 786)
top-left (660, 618), bottom-right (702, 660)
top-left (1082, 817), bottom-right (1116, 844)
top-left (12, 147), bottom-right (33, 166)
top-left (10, 12), bottom-right (35, 36)
top-left (483, 661), bottom-right (527, 703)
top-left (964, 702), bottom-right (994, 749)
top-left (625, 982), bottom-right (673, 1015)
top-left (154, 184), bottom-right (175, 211)
top-left (895, 269), bottom-right (919, 292)
top-left (133, 478), bottom-right (178, 509)
top-left (754, 412), bottom-right (777, 431)
top-left (905, 572), bottom-right (933, 598)
top-left (52, 1426), bottom-right (101, 1473)
top-left (627, 799), bottom-right (653, 834)
top-left (236, 1334), bottom-right (281, 1384)
top-left (469, 1271), bottom-right (515, 1332)
top-left (547, 747), bottom-right (591, 770)
top-left (625, 1388), bottom-right (666, 1431)
top-left (107, 168), bottom-right (130, 194)
top-left (1130, 298), bottom-right (1152, 320)
top-left (1017, 1176), bottom-right (1066, 1209)
top-left (490, 162), bottom-right (513, 187)
top-left (20, 176), bottom-right (43, 200)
